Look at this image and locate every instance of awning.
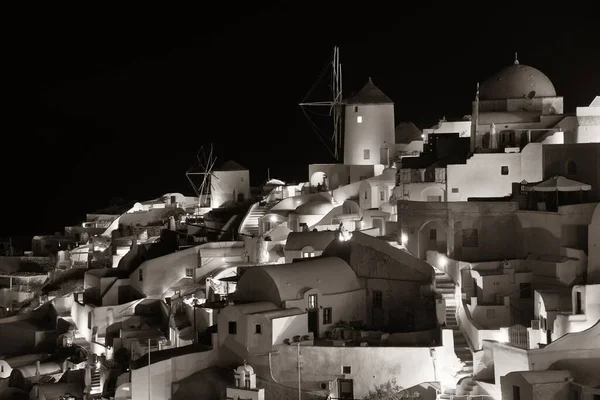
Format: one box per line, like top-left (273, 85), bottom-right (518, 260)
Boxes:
top-left (531, 176), bottom-right (592, 192)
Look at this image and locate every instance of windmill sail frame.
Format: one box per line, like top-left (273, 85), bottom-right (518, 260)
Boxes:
top-left (299, 46), bottom-right (345, 161)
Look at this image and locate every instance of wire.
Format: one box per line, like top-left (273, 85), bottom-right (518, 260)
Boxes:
top-left (300, 48), bottom-right (334, 104)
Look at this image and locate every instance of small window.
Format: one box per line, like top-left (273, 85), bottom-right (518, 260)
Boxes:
top-left (357, 116), bottom-right (363, 123)
top-left (354, 106), bottom-right (358, 112)
top-left (429, 229), bottom-right (437, 240)
top-left (87, 312), bottom-right (92, 330)
top-left (302, 252), bottom-right (315, 258)
top-left (139, 268), bottom-right (143, 281)
top-left (308, 294), bottom-right (318, 310)
top-left (228, 321), bottom-right (237, 334)
top-left (363, 191), bottom-right (367, 200)
top-left (323, 307), bottom-right (332, 324)
top-left (363, 149), bottom-right (370, 159)
top-left (501, 166), bottom-right (509, 175)
top-left (451, 188), bottom-right (459, 193)
top-left (372, 290), bottom-right (383, 308)
top-left (185, 268), bottom-right (193, 277)
top-left (520, 282), bottom-right (532, 299)
top-left (486, 309), bottom-right (496, 319)
top-left (255, 324), bottom-right (262, 334)
top-left (342, 366), bottom-right (351, 374)
top-left (427, 195), bottom-right (442, 202)
top-left (379, 191), bottom-right (384, 201)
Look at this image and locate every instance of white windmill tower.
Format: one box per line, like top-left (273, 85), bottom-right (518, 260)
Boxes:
top-left (186, 144), bottom-right (218, 211)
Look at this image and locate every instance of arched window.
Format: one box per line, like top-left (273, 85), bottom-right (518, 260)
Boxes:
top-left (567, 160), bottom-right (577, 175)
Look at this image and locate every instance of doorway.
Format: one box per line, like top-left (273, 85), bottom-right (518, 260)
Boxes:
top-left (576, 291), bottom-right (582, 314)
top-left (337, 379), bottom-right (354, 400)
top-left (308, 310), bottom-right (319, 338)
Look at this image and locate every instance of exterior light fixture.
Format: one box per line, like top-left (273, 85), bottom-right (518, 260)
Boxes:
top-left (438, 255), bottom-right (448, 268)
top-left (401, 233), bottom-right (408, 245)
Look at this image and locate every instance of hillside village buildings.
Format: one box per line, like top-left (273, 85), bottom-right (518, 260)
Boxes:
top-left (1, 56), bottom-right (599, 400)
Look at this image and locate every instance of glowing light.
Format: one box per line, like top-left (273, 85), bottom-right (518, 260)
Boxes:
top-left (438, 255), bottom-right (448, 268)
top-left (401, 233), bottom-right (408, 245)
top-left (270, 215), bottom-right (277, 222)
top-left (183, 296), bottom-right (206, 307)
top-left (338, 231), bottom-right (353, 242)
top-left (222, 257), bottom-right (226, 262)
top-left (357, 116), bottom-right (362, 123)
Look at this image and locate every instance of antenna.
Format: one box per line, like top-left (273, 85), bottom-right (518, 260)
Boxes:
top-left (514, 52), bottom-right (519, 65)
top-left (299, 46), bottom-right (345, 161)
top-left (186, 144), bottom-right (219, 208)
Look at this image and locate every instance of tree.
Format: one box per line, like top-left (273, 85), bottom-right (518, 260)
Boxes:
top-left (363, 378), bottom-right (419, 400)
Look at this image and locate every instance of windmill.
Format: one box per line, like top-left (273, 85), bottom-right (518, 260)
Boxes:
top-left (186, 144), bottom-right (218, 208)
top-left (299, 46), bottom-right (344, 161)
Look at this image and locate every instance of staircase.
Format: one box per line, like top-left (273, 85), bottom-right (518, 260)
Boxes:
top-left (434, 271), bottom-right (475, 400)
top-left (239, 201), bottom-right (277, 237)
top-left (90, 367), bottom-right (101, 395)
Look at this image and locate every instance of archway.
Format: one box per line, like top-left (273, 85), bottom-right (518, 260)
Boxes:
top-left (418, 220), bottom-right (447, 260)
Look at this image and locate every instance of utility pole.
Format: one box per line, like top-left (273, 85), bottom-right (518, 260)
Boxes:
top-left (148, 338), bottom-right (151, 400)
top-left (297, 343), bottom-right (302, 400)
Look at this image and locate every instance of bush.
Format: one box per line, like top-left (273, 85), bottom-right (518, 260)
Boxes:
top-left (363, 378), bottom-right (420, 400)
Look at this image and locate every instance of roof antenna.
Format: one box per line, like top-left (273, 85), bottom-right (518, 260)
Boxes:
top-left (514, 52), bottom-right (519, 65)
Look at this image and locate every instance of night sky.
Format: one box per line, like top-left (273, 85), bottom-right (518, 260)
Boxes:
top-left (12, 4), bottom-right (600, 240)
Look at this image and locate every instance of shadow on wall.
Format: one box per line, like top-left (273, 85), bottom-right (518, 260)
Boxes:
top-left (116, 230), bottom-right (179, 273)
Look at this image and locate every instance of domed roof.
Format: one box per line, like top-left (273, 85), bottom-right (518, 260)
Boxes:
top-left (479, 59), bottom-right (556, 101)
top-left (295, 198), bottom-right (334, 215)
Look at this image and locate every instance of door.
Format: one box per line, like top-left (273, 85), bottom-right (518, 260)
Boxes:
top-left (308, 310), bottom-right (319, 338)
top-left (576, 292), bottom-right (582, 314)
top-left (338, 379), bottom-right (354, 400)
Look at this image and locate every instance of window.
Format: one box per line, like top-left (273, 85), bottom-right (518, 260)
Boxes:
top-left (501, 166), bottom-right (509, 175)
top-left (363, 191), bottom-right (367, 200)
top-left (228, 321), bottom-right (237, 335)
top-left (354, 106), bottom-right (358, 112)
top-left (486, 309), bottom-right (496, 319)
top-left (308, 294), bottom-right (318, 310)
top-left (452, 188), bottom-right (459, 193)
top-left (427, 195), bottom-right (442, 202)
top-left (302, 252), bottom-right (315, 258)
top-left (462, 229), bottom-right (479, 247)
top-left (342, 366), bottom-right (351, 374)
top-left (1, 365), bottom-right (4, 373)
top-left (139, 268), bottom-right (143, 281)
top-left (185, 268), bottom-right (193, 277)
top-left (429, 229), bottom-right (437, 240)
top-left (520, 282), bottom-right (532, 299)
top-left (363, 149), bottom-right (370, 159)
top-left (357, 116), bottom-right (363, 123)
top-left (379, 191), bottom-right (384, 201)
top-left (567, 160), bottom-right (577, 175)
top-left (323, 307), bottom-right (332, 324)
top-left (513, 385), bottom-right (521, 400)
top-left (540, 316), bottom-right (546, 331)
top-left (372, 290), bottom-right (383, 308)
top-left (87, 312), bottom-right (92, 330)
top-left (255, 324), bottom-right (262, 334)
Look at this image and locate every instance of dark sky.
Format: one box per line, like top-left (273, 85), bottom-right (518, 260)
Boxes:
top-left (11, 4), bottom-right (600, 239)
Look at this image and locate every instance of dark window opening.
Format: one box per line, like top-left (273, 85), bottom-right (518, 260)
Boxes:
top-left (501, 166), bottom-right (509, 175)
top-left (342, 366), bottom-right (351, 374)
top-left (372, 290), bottom-right (383, 308)
top-left (228, 321), bottom-right (237, 334)
top-left (323, 307), bottom-right (332, 324)
top-left (255, 324), bottom-right (262, 334)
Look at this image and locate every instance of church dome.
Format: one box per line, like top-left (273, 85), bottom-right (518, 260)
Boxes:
top-left (479, 61), bottom-right (556, 101)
